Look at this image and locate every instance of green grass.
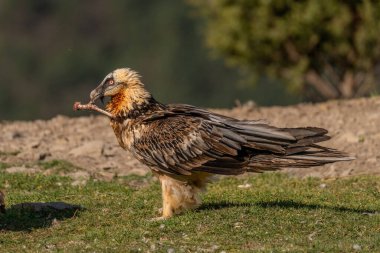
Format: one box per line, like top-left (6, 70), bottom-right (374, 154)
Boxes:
top-left (39, 159), bottom-right (80, 173)
top-left (0, 162), bottom-right (10, 170)
top-left (0, 172), bottom-right (379, 252)
top-left (0, 159), bottom-right (81, 175)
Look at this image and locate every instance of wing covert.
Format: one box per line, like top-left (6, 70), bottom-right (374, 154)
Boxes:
top-left (131, 115), bottom-right (247, 175)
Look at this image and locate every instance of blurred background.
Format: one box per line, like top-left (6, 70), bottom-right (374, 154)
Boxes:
top-left (0, 0), bottom-right (379, 120)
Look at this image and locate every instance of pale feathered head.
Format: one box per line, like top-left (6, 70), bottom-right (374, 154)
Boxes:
top-left (90, 68), bottom-right (144, 103)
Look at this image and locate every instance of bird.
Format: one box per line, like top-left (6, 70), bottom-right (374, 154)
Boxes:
top-left (83, 68), bottom-right (353, 219)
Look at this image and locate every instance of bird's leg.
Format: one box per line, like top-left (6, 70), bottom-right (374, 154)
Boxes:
top-left (73, 102), bottom-right (115, 119)
top-left (161, 179), bottom-right (175, 219)
top-left (154, 174), bottom-right (203, 220)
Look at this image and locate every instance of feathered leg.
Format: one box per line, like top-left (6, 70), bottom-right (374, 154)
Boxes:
top-left (154, 172), bottom-right (212, 219)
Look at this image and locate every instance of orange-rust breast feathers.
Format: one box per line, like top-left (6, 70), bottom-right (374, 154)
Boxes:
top-left (106, 89), bottom-right (126, 115)
top-left (105, 84), bottom-right (151, 117)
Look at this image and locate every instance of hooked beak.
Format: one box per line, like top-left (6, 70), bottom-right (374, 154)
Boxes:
top-left (90, 73), bottom-right (113, 104)
top-left (89, 86), bottom-right (105, 104)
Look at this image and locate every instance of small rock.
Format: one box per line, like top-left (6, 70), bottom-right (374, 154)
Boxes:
top-left (67, 171), bottom-right (90, 180)
top-left (234, 222), bottom-right (243, 228)
top-left (210, 245), bottom-right (219, 251)
top-left (238, 183), bottom-right (252, 189)
top-left (167, 248), bottom-right (175, 253)
top-left (94, 171), bottom-right (115, 182)
top-left (362, 212), bottom-right (378, 216)
top-left (71, 180), bottom-right (87, 186)
top-left (353, 244), bottom-right (361, 251)
top-left (308, 231), bottom-right (317, 241)
top-left (45, 244), bottom-right (55, 250)
top-left (319, 183), bottom-right (327, 189)
top-left (5, 166), bottom-right (40, 174)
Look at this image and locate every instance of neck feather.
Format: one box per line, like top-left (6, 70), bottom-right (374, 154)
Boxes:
top-left (106, 85), bottom-right (161, 118)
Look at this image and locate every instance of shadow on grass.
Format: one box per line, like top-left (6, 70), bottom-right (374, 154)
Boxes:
top-left (0, 202), bottom-right (84, 232)
top-left (198, 200), bottom-right (378, 214)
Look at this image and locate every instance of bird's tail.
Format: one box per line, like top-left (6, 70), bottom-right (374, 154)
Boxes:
top-left (243, 125), bottom-right (355, 172)
top-left (247, 145), bottom-right (354, 172)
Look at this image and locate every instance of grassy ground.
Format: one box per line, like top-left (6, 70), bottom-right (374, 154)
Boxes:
top-left (0, 170), bottom-right (379, 252)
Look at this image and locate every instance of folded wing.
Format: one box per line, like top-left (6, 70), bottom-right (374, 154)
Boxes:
top-left (130, 104), bottom-right (353, 176)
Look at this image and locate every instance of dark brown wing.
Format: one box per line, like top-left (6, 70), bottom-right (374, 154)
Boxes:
top-left (131, 115), bottom-right (249, 175)
top-left (131, 104), bottom-right (352, 175)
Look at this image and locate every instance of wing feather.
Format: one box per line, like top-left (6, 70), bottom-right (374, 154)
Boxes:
top-left (131, 115), bottom-right (247, 175)
top-left (126, 103), bottom-right (346, 175)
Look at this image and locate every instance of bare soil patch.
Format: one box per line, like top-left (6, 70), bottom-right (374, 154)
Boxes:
top-left (1, 97), bottom-right (379, 180)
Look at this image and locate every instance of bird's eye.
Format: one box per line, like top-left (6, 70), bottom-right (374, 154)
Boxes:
top-left (108, 79), bottom-right (114, 86)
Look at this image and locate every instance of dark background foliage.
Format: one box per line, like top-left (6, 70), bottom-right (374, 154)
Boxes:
top-left (1, 1), bottom-right (379, 120)
top-left (190, 0), bottom-right (380, 101)
top-left (0, 0), bottom-right (298, 120)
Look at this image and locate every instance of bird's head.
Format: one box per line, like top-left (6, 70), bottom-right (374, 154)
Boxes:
top-left (90, 68), bottom-right (152, 115)
top-left (90, 68), bottom-right (144, 103)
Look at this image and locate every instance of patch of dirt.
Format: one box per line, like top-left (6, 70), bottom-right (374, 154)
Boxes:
top-left (0, 97), bottom-right (379, 180)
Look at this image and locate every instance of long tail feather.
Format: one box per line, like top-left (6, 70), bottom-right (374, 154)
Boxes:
top-left (248, 148), bottom-right (354, 171)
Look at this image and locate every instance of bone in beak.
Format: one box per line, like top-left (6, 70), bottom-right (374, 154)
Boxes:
top-left (73, 101), bottom-right (115, 119)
